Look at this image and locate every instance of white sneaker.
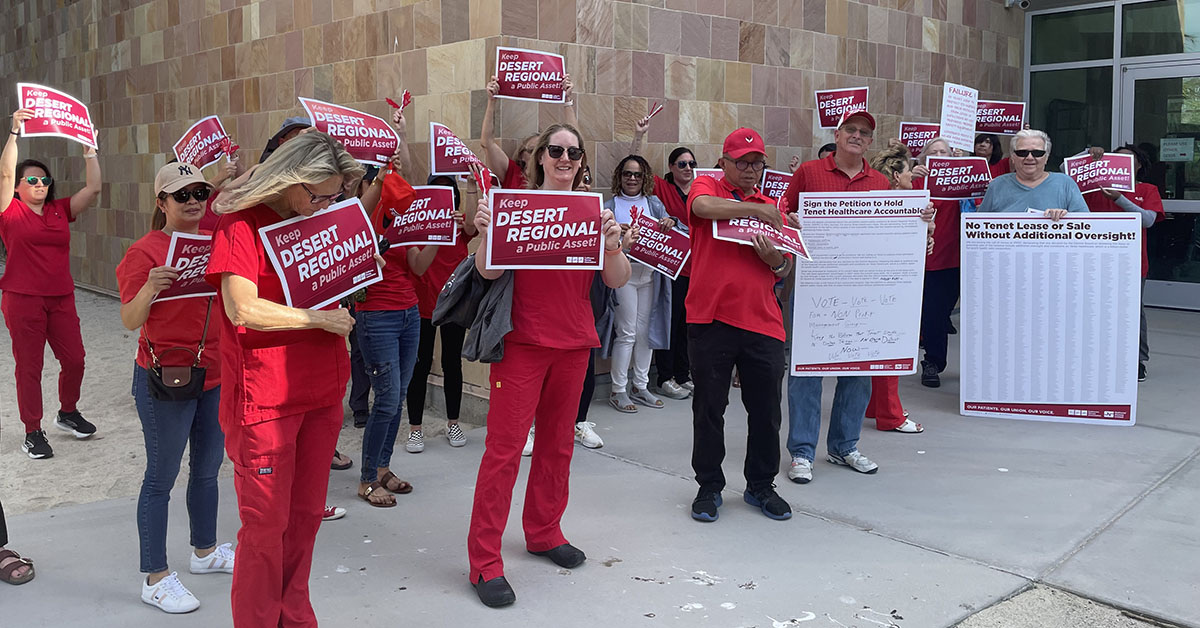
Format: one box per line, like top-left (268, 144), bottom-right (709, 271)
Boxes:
top-left (406, 429), bottom-right (425, 453)
top-left (446, 423), bottom-right (467, 447)
top-left (574, 421), bottom-right (604, 449)
top-left (827, 450), bottom-right (879, 474)
top-left (787, 457), bottom-right (813, 484)
top-left (141, 572), bottom-right (200, 614)
top-left (522, 425), bottom-right (535, 457)
top-left (322, 505), bottom-right (346, 521)
top-left (659, 380), bottom-right (690, 399)
top-left (190, 542), bottom-right (235, 574)
top-left (680, 380), bottom-right (694, 392)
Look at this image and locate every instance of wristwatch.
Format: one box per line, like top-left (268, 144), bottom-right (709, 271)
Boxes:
top-left (771, 258), bottom-right (788, 273)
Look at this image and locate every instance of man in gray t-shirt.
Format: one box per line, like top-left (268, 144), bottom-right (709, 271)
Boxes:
top-left (977, 129), bottom-right (1088, 218)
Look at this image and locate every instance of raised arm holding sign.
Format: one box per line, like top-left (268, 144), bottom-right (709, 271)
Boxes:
top-left (16, 83), bottom-right (97, 149)
top-left (298, 97), bottom-right (399, 166)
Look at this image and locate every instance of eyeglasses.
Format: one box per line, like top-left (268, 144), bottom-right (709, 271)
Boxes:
top-left (301, 182), bottom-right (344, 205)
top-left (675, 160), bottom-right (697, 169)
top-left (731, 159), bottom-right (766, 172)
top-left (621, 171), bottom-right (644, 180)
top-left (546, 145), bottom-right (585, 161)
top-left (840, 125), bottom-right (873, 138)
top-left (23, 176), bottom-right (52, 186)
top-left (166, 187), bottom-right (212, 203)
top-left (1013, 149), bottom-right (1047, 158)
top-left (582, 169), bottom-right (592, 186)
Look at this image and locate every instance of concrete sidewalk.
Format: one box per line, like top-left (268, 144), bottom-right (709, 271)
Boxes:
top-left (3, 307), bottom-right (1198, 627)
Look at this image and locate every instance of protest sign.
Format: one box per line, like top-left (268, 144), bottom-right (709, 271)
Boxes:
top-left (17, 83), bottom-right (97, 149)
top-left (712, 216), bottom-right (810, 260)
top-left (485, 189), bottom-right (604, 270)
top-left (975, 100), bottom-right (1025, 135)
top-left (939, 82), bottom-right (979, 152)
top-left (429, 122), bottom-right (482, 176)
top-left (173, 116), bottom-right (230, 169)
top-left (960, 214), bottom-right (1140, 425)
top-left (924, 156), bottom-right (992, 200)
top-left (760, 169), bottom-right (792, 201)
top-left (298, 97), bottom-right (399, 166)
top-left (1064, 153), bottom-right (1136, 194)
top-left (814, 87), bottom-right (869, 129)
top-left (494, 47), bottom-right (566, 103)
top-left (627, 212), bottom-right (691, 279)
top-left (693, 168), bottom-right (724, 181)
top-left (789, 190), bottom-right (930, 375)
top-left (259, 198), bottom-right (383, 309)
top-left (898, 122), bottom-right (942, 156)
top-left (382, 185), bottom-right (458, 246)
top-left (155, 233), bottom-right (216, 302)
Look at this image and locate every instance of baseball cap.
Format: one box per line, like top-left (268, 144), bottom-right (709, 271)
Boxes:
top-left (837, 108), bottom-right (876, 131)
top-left (155, 162), bottom-right (212, 195)
top-left (260, 116), bottom-right (315, 163)
top-left (722, 127), bottom-right (767, 160)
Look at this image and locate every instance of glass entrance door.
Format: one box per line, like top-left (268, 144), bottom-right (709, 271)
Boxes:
top-left (1121, 62), bottom-right (1200, 310)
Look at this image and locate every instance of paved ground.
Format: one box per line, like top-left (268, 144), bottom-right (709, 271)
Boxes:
top-left (1, 292), bottom-right (1197, 627)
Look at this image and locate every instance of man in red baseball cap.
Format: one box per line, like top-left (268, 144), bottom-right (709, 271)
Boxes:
top-left (685, 127), bottom-right (793, 523)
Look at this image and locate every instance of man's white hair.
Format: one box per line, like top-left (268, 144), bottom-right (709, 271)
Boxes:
top-left (1011, 129), bottom-right (1052, 156)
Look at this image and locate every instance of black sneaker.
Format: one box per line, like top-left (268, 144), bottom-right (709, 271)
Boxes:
top-left (691, 489), bottom-right (723, 522)
top-left (353, 412), bottom-right (369, 429)
top-left (1137, 363), bottom-right (1147, 382)
top-left (473, 576), bottom-right (516, 608)
top-left (55, 410), bottom-right (96, 439)
top-left (920, 361), bottom-right (940, 388)
top-left (743, 485), bottom-right (792, 520)
top-left (528, 543), bottom-right (586, 569)
top-left (22, 430), bottom-right (54, 459)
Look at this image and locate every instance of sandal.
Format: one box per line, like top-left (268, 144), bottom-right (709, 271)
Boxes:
top-left (358, 482), bottom-right (396, 508)
top-left (331, 450), bottom-right (353, 471)
top-left (892, 419), bottom-right (924, 434)
top-left (0, 549), bottom-right (35, 585)
top-left (380, 471), bottom-right (413, 495)
top-left (608, 392), bottom-right (638, 414)
top-left (630, 388), bottom-right (664, 409)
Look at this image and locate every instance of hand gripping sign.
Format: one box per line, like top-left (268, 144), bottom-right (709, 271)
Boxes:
top-left (713, 214), bottom-right (811, 260)
top-left (17, 83), bottom-right (97, 149)
top-left (173, 116), bottom-right (230, 169)
top-left (814, 87), bottom-right (869, 129)
top-left (627, 212), bottom-right (691, 279)
top-left (298, 97), bottom-right (400, 166)
top-left (759, 169), bottom-right (792, 201)
top-left (1065, 153), bottom-right (1136, 194)
top-left (382, 185), bottom-right (458, 246)
top-left (259, 198), bottom-right (383, 309)
top-left (898, 122), bottom-right (942, 156)
top-left (923, 156), bottom-right (993, 200)
top-left (494, 47), bottom-right (567, 103)
top-left (975, 100), bottom-right (1025, 136)
top-left (430, 122), bottom-right (483, 176)
top-left (486, 189), bottom-right (605, 270)
top-left (155, 233), bottom-right (216, 302)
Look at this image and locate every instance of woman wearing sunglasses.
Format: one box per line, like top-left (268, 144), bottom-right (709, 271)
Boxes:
top-left (977, 129), bottom-right (1087, 218)
top-left (204, 132), bottom-right (366, 628)
top-left (0, 107), bottom-right (102, 460)
top-left (467, 124), bottom-right (629, 608)
top-left (116, 163), bottom-right (232, 614)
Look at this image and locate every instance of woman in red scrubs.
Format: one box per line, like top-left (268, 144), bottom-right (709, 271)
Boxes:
top-left (467, 124), bottom-right (630, 608)
top-left (0, 107), bottom-right (102, 459)
top-left (205, 132), bottom-right (364, 628)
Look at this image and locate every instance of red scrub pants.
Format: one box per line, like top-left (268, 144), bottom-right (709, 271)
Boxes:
top-left (467, 341), bottom-right (589, 583)
top-left (222, 403), bottom-right (341, 628)
top-left (866, 376), bottom-right (906, 431)
top-left (1, 291), bottom-right (85, 433)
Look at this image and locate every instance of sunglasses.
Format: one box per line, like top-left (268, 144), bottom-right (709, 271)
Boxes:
top-left (675, 160), bottom-right (697, 169)
top-left (731, 159), bottom-right (766, 172)
top-left (23, 176), bottom-right (52, 186)
top-left (621, 171), bottom-right (644, 180)
top-left (301, 182), bottom-right (344, 205)
top-left (165, 187), bottom-right (212, 203)
top-left (1013, 149), bottom-right (1047, 158)
top-left (582, 169), bottom-right (592, 186)
top-left (546, 145), bottom-right (585, 161)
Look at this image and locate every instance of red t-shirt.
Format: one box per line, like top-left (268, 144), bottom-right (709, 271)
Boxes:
top-left (988, 160), bottom-right (1011, 178)
top-left (653, 175), bottom-right (692, 277)
top-left (116, 230), bottom-right (222, 389)
top-left (359, 242), bottom-right (419, 311)
top-left (501, 158), bottom-right (529, 190)
top-left (1084, 182), bottom-right (1165, 277)
top-left (204, 204), bottom-right (350, 424)
top-left (413, 228), bottom-right (472, 319)
top-left (782, 154), bottom-right (892, 211)
top-left (685, 175), bottom-right (788, 341)
top-left (911, 181), bottom-right (962, 272)
top-left (506, 269), bottom-right (599, 350)
top-left (0, 197), bottom-right (75, 296)
top-left (198, 189), bottom-right (221, 233)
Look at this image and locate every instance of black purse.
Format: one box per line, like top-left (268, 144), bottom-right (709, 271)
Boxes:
top-left (145, 298), bottom-right (213, 402)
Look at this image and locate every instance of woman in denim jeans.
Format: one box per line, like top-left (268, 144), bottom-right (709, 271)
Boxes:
top-left (116, 163), bottom-right (233, 614)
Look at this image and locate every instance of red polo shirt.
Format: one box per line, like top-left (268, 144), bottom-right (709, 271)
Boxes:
top-left (0, 197), bottom-right (75, 296)
top-left (782, 154), bottom-right (891, 210)
top-left (1084, 182), bottom-right (1164, 277)
top-left (685, 175), bottom-right (787, 341)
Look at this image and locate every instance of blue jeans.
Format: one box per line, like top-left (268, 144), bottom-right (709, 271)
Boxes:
top-left (132, 364), bottom-right (225, 573)
top-left (786, 375), bottom-right (870, 462)
top-left (357, 307), bottom-right (421, 483)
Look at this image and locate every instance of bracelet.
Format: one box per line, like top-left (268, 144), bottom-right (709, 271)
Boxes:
top-left (84, 153), bottom-right (98, 159)
top-left (771, 258), bottom-right (788, 273)
top-left (563, 100), bottom-right (575, 107)
top-left (605, 246), bottom-right (623, 255)
top-left (9, 129), bottom-right (19, 136)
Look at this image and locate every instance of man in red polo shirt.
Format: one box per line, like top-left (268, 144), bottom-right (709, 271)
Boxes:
top-left (686, 128), bottom-right (793, 523)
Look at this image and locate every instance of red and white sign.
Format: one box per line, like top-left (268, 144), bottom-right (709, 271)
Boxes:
top-left (939, 82), bottom-right (979, 152)
top-left (429, 122), bottom-right (483, 176)
top-left (155, 233), bottom-right (216, 302)
top-left (759, 169), bottom-right (792, 201)
top-left (924, 156), bottom-right (992, 200)
top-left (382, 185), bottom-right (458, 246)
top-left (173, 116), bottom-right (230, 169)
top-left (259, 198), bottom-right (383, 309)
top-left (485, 189), bottom-right (604, 270)
top-left (627, 212), bottom-right (691, 280)
top-left (17, 83), bottom-right (97, 149)
top-left (815, 87), bottom-right (869, 129)
top-left (962, 402), bottom-right (1133, 422)
top-left (975, 100), bottom-right (1025, 136)
top-left (298, 97), bottom-right (399, 166)
top-left (693, 168), bottom-right (724, 181)
top-left (713, 217), bottom-right (811, 260)
top-left (899, 121), bottom-right (942, 156)
top-left (494, 46), bottom-right (566, 103)
top-left (1064, 153), bottom-right (1137, 194)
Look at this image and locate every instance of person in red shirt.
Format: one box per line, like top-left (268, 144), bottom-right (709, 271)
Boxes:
top-left (467, 123), bottom-right (629, 608)
top-left (686, 128), bottom-right (794, 523)
top-left (480, 74), bottom-right (578, 190)
top-left (204, 131), bottom-right (365, 628)
top-left (117, 163), bottom-right (233, 614)
top-left (974, 133), bottom-right (1011, 178)
top-left (0, 107), bottom-right (102, 459)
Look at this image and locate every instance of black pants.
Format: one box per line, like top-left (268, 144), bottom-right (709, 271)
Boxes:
top-left (576, 349), bottom-right (597, 424)
top-left (348, 307), bottom-right (371, 416)
top-left (688, 321), bottom-right (785, 493)
top-left (655, 276), bottom-right (691, 386)
top-left (0, 497), bottom-right (7, 547)
top-left (407, 319), bottom-right (466, 426)
top-left (920, 267), bottom-right (961, 373)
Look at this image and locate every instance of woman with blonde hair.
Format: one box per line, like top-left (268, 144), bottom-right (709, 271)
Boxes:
top-left (204, 131), bottom-right (365, 627)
